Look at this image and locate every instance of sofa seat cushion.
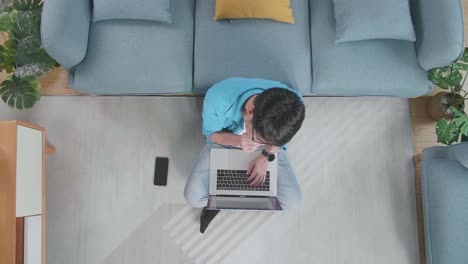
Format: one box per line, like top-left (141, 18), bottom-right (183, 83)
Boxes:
top-left (70, 0), bottom-right (193, 94)
top-left (422, 144), bottom-right (468, 264)
top-left (194, 0), bottom-right (311, 94)
top-left (310, 0), bottom-right (432, 97)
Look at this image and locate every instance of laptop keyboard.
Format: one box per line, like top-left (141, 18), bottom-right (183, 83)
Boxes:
top-left (216, 170), bottom-right (270, 191)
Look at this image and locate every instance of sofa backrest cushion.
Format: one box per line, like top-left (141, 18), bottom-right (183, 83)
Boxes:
top-left (93, 0), bottom-right (172, 23)
top-left (213, 0), bottom-right (295, 24)
top-left (410, 0), bottom-right (464, 71)
top-left (333, 0), bottom-right (416, 43)
top-left (447, 142), bottom-right (468, 168)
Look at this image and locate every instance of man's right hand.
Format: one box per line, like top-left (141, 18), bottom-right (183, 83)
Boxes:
top-left (240, 133), bottom-right (260, 153)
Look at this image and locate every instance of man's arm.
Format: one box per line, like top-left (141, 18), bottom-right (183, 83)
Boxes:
top-left (265, 145), bottom-right (279, 154)
top-left (210, 131), bottom-right (261, 153)
top-left (209, 131), bottom-right (241, 148)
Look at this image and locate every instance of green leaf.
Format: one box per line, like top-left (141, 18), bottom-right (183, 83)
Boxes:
top-left (0, 38), bottom-right (17, 73)
top-left (461, 47), bottom-right (468, 63)
top-left (16, 8), bottom-right (39, 20)
top-left (452, 62), bottom-right (468, 71)
top-left (0, 75), bottom-right (40, 109)
top-left (16, 35), bottom-right (41, 53)
top-left (448, 70), bottom-right (463, 86)
top-left (15, 46), bottom-right (56, 66)
top-left (12, 0), bottom-right (42, 11)
top-left (428, 68), bottom-right (452, 89)
top-left (14, 62), bottom-right (52, 78)
top-left (436, 118), bottom-right (460, 145)
top-left (0, 10), bottom-right (16, 31)
top-left (451, 107), bottom-right (468, 136)
top-left (11, 9), bottom-right (40, 40)
top-left (459, 122), bottom-right (468, 137)
top-left (11, 10), bottom-right (57, 67)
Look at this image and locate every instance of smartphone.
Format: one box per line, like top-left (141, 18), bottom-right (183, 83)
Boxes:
top-left (154, 157), bottom-right (169, 186)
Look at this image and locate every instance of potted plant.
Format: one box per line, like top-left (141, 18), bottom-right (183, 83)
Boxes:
top-left (0, 0), bottom-right (59, 110)
top-left (428, 48), bottom-right (468, 145)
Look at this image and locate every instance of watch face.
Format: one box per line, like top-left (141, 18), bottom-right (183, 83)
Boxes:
top-left (268, 154), bottom-right (275, 162)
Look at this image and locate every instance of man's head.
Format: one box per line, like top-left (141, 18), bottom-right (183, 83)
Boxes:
top-left (244, 88), bottom-right (305, 147)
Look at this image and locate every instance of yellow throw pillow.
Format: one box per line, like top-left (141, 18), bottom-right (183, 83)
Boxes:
top-left (213, 0), bottom-right (295, 24)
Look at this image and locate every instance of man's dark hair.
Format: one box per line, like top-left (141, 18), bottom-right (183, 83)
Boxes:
top-left (252, 88), bottom-right (305, 146)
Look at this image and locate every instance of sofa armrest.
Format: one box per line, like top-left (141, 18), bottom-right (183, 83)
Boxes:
top-left (411, 0), bottom-right (464, 71)
top-left (41, 0), bottom-right (91, 70)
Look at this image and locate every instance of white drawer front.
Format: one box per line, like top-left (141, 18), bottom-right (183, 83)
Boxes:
top-left (16, 125), bottom-right (43, 217)
top-left (24, 215), bottom-right (42, 264)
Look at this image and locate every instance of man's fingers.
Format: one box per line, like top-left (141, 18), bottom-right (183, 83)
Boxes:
top-left (250, 172), bottom-right (262, 187)
top-left (247, 168), bottom-right (256, 182)
top-left (247, 161), bottom-right (254, 175)
top-left (261, 174), bottom-right (266, 186)
top-left (255, 174), bottom-right (266, 187)
top-left (257, 174), bottom-right (265, 187)
top-left (249, 174), bottom-right (257, 186)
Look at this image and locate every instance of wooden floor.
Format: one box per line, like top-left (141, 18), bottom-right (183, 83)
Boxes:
top-left (408, 93), bottom-right (438, 264)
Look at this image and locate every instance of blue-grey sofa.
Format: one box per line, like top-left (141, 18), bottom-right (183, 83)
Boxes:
top-left (41, 0), bottom-right (464, 97)
top-left (422, 142), bottom-right (468, 264)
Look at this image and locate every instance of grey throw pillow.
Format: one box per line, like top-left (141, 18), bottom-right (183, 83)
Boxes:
top-left (93, 0), bottom-right (172, 23)
top-left (333, 0), bottom-right (416, 43)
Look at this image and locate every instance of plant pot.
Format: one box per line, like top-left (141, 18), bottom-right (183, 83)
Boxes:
top-left (427, 92), bottom-right (466, 121)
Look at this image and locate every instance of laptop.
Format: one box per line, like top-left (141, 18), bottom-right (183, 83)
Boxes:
top-left (207, 149), bottom-right (282, 211)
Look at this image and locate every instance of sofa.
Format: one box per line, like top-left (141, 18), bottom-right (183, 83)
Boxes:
top-left (421, 142), bottom-right (468, 264)
top-left (41, 0), bottom-right (464, 96)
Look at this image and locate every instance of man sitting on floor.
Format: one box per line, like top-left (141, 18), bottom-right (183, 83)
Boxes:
top-left (184, 77), bottom-right (306, 233)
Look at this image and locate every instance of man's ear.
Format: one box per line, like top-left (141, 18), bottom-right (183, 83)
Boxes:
top-left (248, 105), bottom-right (255, 115)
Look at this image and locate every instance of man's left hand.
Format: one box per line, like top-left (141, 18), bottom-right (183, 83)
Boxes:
top-left (246, 155), bottom-right (269, 187)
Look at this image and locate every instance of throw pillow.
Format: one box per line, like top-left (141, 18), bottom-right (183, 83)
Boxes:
top-left (213, 0), bottom-right (295, 24)
top-left (333, 0), bottom-right (416, 43)
top-left (93, 0), bottom-right (172, 23)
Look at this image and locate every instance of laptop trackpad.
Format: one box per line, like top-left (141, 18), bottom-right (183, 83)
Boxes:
top-left (208, 196), bottom-right (282, 210)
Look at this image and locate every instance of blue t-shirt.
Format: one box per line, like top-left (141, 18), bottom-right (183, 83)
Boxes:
top-left (202, 77), bottom-right (303, 140)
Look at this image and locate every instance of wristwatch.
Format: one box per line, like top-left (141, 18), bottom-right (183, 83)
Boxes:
top-left (261, 150), bottom-right (276, 162)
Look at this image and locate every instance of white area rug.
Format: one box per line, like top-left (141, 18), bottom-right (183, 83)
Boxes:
top-left (0, 97), bottom-right (419, 264)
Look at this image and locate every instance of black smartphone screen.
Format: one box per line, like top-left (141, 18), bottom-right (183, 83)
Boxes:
top-left (154, 157), bottom-right (169, 186)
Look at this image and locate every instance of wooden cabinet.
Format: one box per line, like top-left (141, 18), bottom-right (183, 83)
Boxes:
top-left (0, 121), bottom-right (51, 264)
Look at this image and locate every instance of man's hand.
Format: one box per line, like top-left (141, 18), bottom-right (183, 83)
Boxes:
top-left (240, 133), bottom-right (260, 153)
top-left (246, 155), bottom-right (269, 187)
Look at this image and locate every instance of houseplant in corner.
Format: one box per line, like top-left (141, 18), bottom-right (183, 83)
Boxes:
top-left (0, 0), bottom-right (59, 110)
top-left (428, 48), bottom-right (468, 145)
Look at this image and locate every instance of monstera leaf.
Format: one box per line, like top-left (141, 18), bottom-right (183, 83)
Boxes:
top-left (0, 10), bottom-right (16, 31)
top-left (15, 35), bottom-right (55, 66)
top-left (0, 38), bottom-right (17, 73)
top-left (0, 75), bottom-right (40, 109)
top-left (14, 62), bottom-right (52, 78)
top-left (452, 62), bottom-right (468, 71)
top-left (16, 35), bottom-right (41, 54)
top-left (451, 107), bottom-right (468, 137)
top-left (428, 67), bottom-right (462, 90)
top-left (460, 47), bottom-right (468, 63)
top-left (12, 0), bottom-right (41, 11)
top-left (436, 118), bottom-right (460, 145)
top-left (11, 9), bottom-right (39, 40)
